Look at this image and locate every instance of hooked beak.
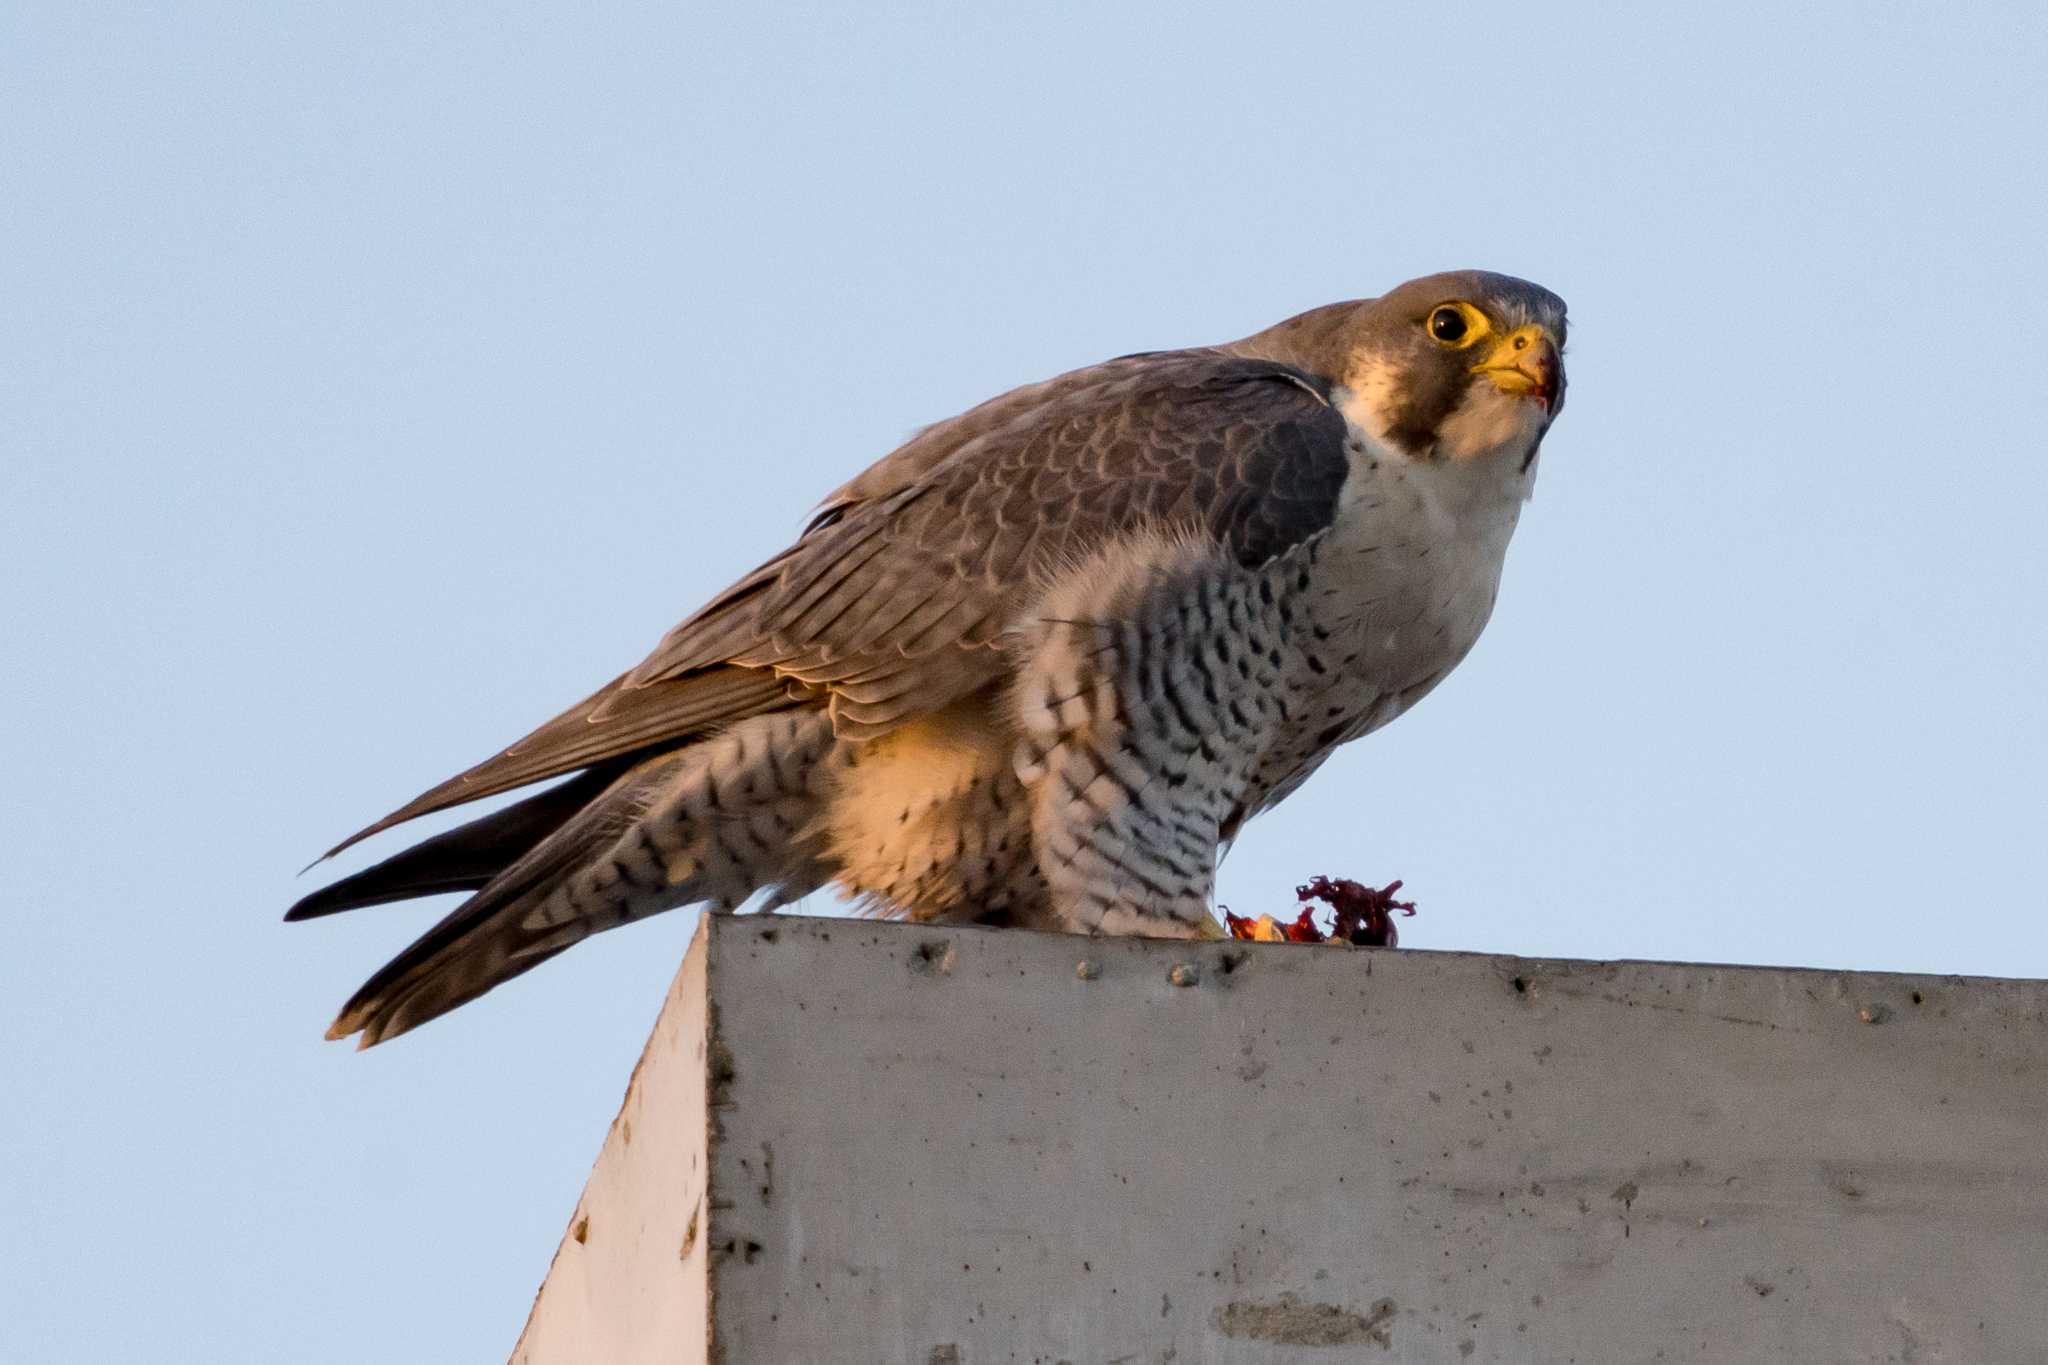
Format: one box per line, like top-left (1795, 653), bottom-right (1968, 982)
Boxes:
top-left (1476, 325), bottom-right (1563, 412)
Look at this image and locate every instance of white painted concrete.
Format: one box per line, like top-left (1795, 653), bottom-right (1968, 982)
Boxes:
top-left (510, 933), bottom-right (710, 1365)
top-left (513, 914), bottom-right (2048, 1363)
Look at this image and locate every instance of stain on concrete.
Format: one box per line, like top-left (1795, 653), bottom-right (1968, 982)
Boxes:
top-left (707, 1038), bottom-right (737, 1108)
top-left (1213, 1293), bottom-right (1396, 1347)
top-left (680, 1206), bottom-right (699, 1261)
top-left (1889, 1308), bottom-right (1928, 1363)
top-left (925, 1346), bottom-right (961, 1364)
top-left (738, 1141), bottom-right (776, 1207)
top-left (910, 940), bottom-right (957, 976)
top-left (571, 1216), bottom-right (590, 1245)
top-left (1822, 1163), bottom-right (1865, 1201)
top-left (712, 1237), bottom-right (763, 1265)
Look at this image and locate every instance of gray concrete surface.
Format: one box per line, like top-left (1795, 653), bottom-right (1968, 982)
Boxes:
top-left (512, 914), bottom-right (2048, 1364)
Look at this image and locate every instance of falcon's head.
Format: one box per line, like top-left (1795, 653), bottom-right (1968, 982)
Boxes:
top-left (1240, 270), bottom-right (1568, 466)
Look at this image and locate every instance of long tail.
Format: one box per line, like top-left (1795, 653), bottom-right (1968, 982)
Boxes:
top-left (285, 765), bottom-right (628, 922)
top-left (299, 710), bottom-right (840, 1047)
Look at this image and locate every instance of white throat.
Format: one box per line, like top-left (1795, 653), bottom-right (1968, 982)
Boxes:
top-left (1332, 364), bottom-right (1547, 509)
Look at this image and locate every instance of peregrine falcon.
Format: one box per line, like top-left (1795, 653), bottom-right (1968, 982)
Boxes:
top-left (292, 270), bottom-right (1568, 1046)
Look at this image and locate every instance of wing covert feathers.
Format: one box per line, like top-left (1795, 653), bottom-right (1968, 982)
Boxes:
top-left (618, 353), bottom-right (1349, 734)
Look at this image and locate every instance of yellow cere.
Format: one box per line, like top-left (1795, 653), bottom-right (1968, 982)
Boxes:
top-left (1475, 324), bottom-right (1555, 394)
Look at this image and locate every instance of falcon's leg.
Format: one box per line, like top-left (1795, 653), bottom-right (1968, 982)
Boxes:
top-left (1014, 532), bottom-right (1295, 939)
top-left (1023, 707), bottom-right (1227, 938)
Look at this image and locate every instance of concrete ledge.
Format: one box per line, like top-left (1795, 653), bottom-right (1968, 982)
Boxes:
top-left (511, 914), bottom-right (2048, 1363)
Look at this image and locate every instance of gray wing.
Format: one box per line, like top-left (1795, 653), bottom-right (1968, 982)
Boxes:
top-left (327, 349), bottom-right (1353, 854)
top-left (627, 352), bottom-right (1352, 734)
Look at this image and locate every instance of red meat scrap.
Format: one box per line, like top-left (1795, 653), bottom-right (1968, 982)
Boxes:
top-left (1223, 877), bottom-right (1417, 946)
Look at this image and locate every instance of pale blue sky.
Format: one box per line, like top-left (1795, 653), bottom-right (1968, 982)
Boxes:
top-left (4, 4), bottom-right (2045, 1361)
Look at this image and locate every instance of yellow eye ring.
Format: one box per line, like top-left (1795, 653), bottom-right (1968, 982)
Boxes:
top-left (1425, 302), bottom-right (1487, 348)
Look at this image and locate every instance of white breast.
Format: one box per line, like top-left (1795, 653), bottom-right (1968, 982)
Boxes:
top-left (1296, 404), bottom-right (1540, 728)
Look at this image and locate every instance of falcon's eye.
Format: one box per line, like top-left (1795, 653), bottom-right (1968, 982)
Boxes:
top-left (1428, 306), bottom-right (1469, 344)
